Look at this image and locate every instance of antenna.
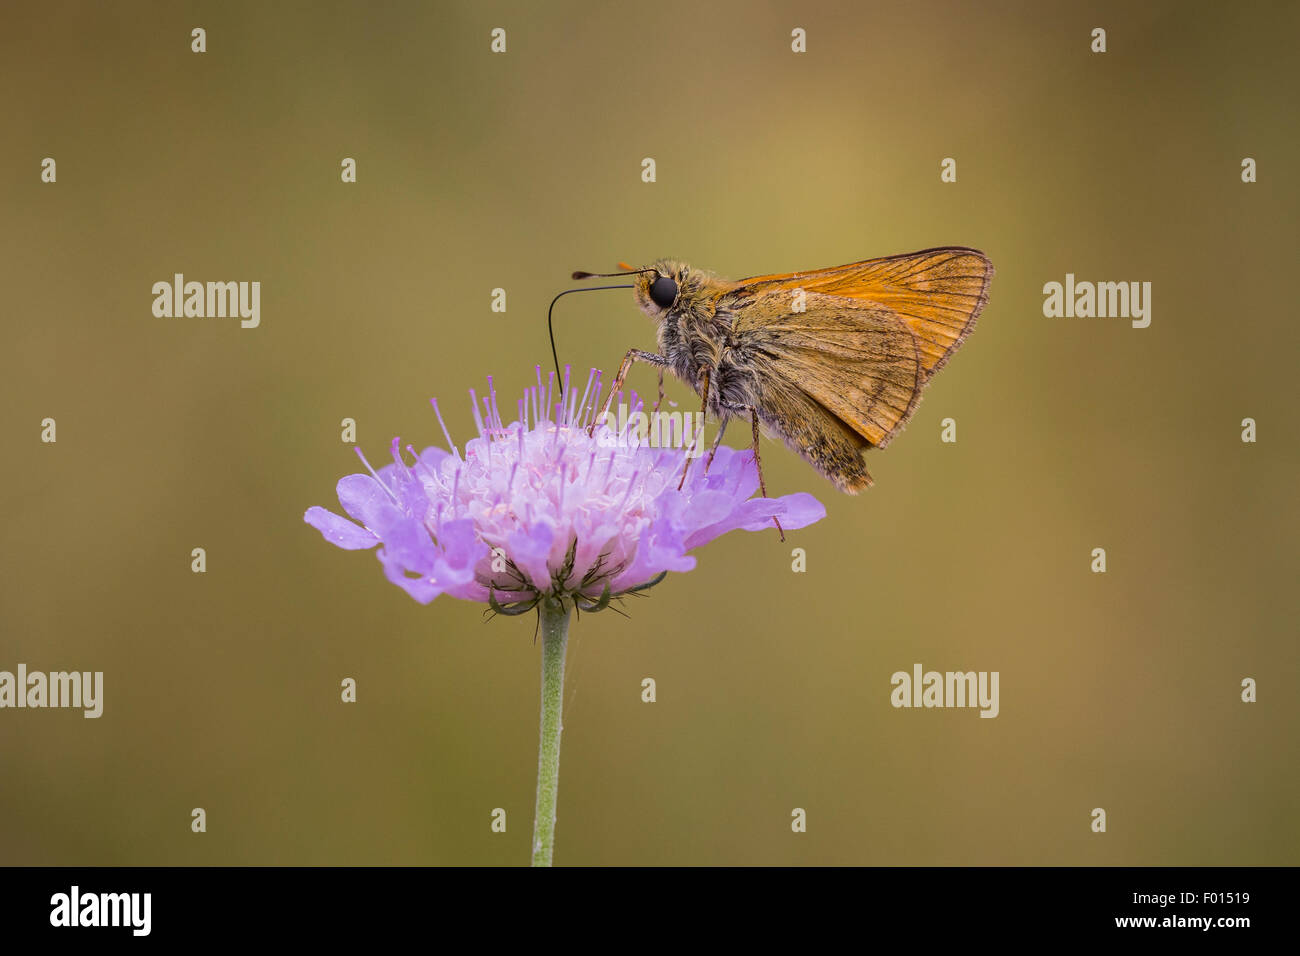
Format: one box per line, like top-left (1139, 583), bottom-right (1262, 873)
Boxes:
top-left (548, 267), bottom-right (657, 399)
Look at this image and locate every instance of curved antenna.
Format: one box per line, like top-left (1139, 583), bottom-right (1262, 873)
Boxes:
top-left (547, 285), bottom-right (633, 400)
top-left (549, 267), bottom-right (659, 401)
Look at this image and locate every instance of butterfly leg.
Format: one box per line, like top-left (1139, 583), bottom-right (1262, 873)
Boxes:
top-left (653, 369), bottom-right (665, 413)
top-left (719, 401), bottom-right (784, 541)
top-left (704, 416), bottom-right (729, 475)
top-left (590, 348), bottom-right (670, 437)
top-left (677, 367), bottom-right (710, 490)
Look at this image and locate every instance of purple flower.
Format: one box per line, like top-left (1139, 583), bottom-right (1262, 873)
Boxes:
top-left (304, 368), bottom-right (826, 609)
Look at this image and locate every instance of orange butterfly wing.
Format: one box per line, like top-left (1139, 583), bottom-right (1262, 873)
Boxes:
top-left (715, 247), bottom-right (991, 475)
top-left (734, 246), bottom-right (993, 378)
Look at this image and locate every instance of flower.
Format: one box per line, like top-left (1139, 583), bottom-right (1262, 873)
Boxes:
top-left (304, 367), bottom-right (826, 609)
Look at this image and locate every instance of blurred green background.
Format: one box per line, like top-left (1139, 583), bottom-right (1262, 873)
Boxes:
top-left (2, 0), bottom-right (1296, 865)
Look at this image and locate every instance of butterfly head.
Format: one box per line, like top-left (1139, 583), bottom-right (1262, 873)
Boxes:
top-left (629, 258), bottom-right (716, 323)
top-left (569, 259), bottom-right (713, 325)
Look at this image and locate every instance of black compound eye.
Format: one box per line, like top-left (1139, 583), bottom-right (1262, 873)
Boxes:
top-left (649, 275), bottom-right (678, 309)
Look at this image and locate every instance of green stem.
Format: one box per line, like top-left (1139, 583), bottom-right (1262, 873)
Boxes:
top-left (531, 598), bottom-right (571, 866)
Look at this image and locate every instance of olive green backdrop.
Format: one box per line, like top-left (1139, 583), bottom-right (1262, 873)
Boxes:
top-left (2, 0), bottom-right (1296, 865)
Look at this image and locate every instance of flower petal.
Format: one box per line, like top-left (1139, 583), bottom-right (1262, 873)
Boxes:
top-left (336, 474), bottom-right (401, 531)
top-left (304, 506), bottom-right (379, 550)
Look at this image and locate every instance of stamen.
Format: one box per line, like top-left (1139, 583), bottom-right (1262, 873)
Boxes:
top-left (430, 397), bottom-right (460, 460)
top-left (575, 369), bottom-right (597, 429)
top-left (487, 375), bottom-right (500, 433)
top-left (468, 388), bottom-right (486, 440)
top-left (618, 470), bottom-right (640, 511)
top-left (628, 393), bottom-right (645, 449)
top-left (353, 446), bottom-right (399, 503)
top-left (481, 395), bottom-right (496, 461)
top-left (562, 364), bottom-right (573, 424)
top-left (407, 444), bottom-right (439, 486)
top-left (589, 379), bottom-right (604, 431)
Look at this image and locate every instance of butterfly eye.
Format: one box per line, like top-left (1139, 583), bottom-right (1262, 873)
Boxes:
top-left (649, 275), bottom-right (678, 309)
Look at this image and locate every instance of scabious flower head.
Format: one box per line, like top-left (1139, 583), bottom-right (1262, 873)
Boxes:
top-left (305, 368), bottom-right (825, 610)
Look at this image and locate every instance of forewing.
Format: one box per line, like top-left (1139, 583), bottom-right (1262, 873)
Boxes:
top-left (732, 246), bottom-right (992, 376)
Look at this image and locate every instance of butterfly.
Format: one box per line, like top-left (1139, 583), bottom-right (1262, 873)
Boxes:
top-left (562, 247), bottom-right (993, 534)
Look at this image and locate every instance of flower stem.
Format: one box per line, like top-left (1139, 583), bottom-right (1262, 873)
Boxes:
top-left (531, 598), bottom-right (571, 866)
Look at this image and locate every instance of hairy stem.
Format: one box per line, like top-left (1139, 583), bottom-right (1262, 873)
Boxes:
top-left (531, 598), bottom-right (571, 866)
